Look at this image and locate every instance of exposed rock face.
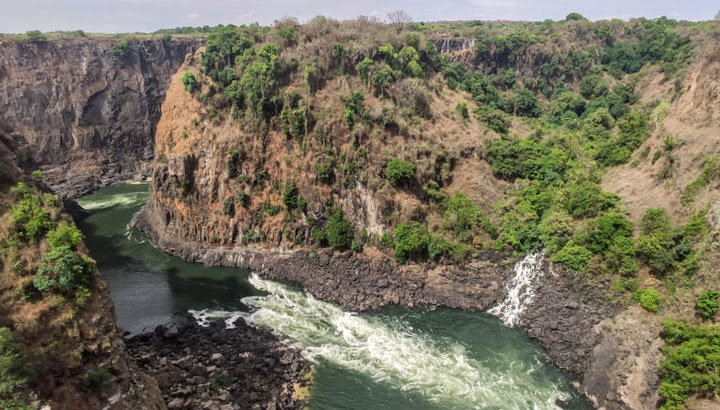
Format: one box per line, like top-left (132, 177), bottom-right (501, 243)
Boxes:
top-left (126, 314), bottom-right (309, 410)
top-left (0, 130), bottom-right (165, 409)
top-left (0, 38), bottom-right (201, 198)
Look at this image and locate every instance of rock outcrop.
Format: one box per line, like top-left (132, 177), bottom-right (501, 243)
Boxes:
top-left (0, 37), bottom-right (201, 197)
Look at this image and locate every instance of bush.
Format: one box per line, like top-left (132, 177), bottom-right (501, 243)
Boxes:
top-left (222, 199), bottom-right (234, 216)
top-left (11, 187), bottom-right (54, 243)
top-left (580, 75), bottom-right (609, 99)
top-left (476, 108), bottom-right (510, 134)
top-left (84, 367), bottom-right (112, 390)
top-left (47, 222), bottom-right (84, 251)
top-left (443, 192), bottom-right (480, 242)
top-left (659, 321), bottom-right (720, 410)
top-left (351, 240), bottom-right (363, 253)
top-left (326, 210), bottom-right (353, 250)
top-left (385, 158), bottom-right (415, 187)
top-left (343, 92), bottom-right (367, 129)
top-left (456, 102), bottom-right (469, 120)
top-left (562, 181), bottom-right (619, 218)
top-left (0, 328), bottom-right (26, 395)
top-left (634, 288), bottom-right (661, 313)
top-left (182, 72), bottom-right (198, 92)
top-left (565, 12), bottom-right (585, 21)
top-left (110, 39), bottom-right (132, 58)
top-left (315, 161), bottom-right (334, 184)
top-left (25, 30), bottom-right (46, 42)
top-left (381, 232), bottom-right (395, 248)
top-left (282, 181), bottom-right (299, 210)
top-left (696, 290), bottom-right (720, 319)
top-left (641, 208), bottom-right (671, 235)
top-left (394, 222), bottom-right (430, 263)
top-left (552, 241), bottom-right (592, 271)
top-left (33, 246), bottom-right (94, 297)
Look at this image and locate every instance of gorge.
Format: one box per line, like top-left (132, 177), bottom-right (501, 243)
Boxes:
top-left (1, 14), bottom-right (720, 410)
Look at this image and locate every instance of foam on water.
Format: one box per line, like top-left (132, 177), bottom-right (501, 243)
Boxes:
top-left (76, 191), bottom-right (149, 211)
top-left (489, 251), bottom-right (545, 327)
top-left (194, 273), bottom-right (569, 409)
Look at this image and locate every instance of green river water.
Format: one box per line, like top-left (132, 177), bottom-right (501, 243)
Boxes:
top-left (76, 183), bottom-right (593, 410)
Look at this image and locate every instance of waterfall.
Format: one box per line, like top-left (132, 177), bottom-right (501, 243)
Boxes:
top-left (489, 251), bottom-right (545, 327)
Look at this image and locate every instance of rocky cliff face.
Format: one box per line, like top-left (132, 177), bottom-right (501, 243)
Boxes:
top-left (0, 130), bottom-right (165, 409)
top-left (0, 37), bottom-right (201, 198)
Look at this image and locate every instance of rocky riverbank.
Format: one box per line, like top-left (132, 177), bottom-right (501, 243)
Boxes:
top-left (131, 204), bottom-right (645, 408)
top-left (126, 314), bottom-right (310, 410)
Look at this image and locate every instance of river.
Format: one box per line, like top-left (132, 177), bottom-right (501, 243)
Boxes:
top-left (76, 183), bottom-right (593, 410)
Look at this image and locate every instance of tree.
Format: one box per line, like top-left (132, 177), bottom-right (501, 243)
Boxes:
top-left (565, 12), bottom-right (585, 21)
top-left (25, 30), bottom-right (46, 42)
top-left (181, 72), bottom-right (198, 93)
top-left (387, 10), bottom-right (411, 32)
top-left (385, 158), bottom-right (415, 187)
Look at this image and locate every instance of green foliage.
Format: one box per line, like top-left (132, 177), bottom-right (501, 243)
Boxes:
top-left (351, 240), bottom-right (363, 253)
top-left (343, 92), bottom-right (367, 129)
top-left (31, 170), bottom-right (43, 181)
top-left (565, 12), bottom-right (585, 21)
top-left (476, 108), bottom-right (510, 134)
top-left (381, 232), bottom-right (395, 248)
top-left (84, 367), bottom-right (112, 390)
top-left (34, 246), bottom-right (94, 297)
top-left (10, 185), bottom-right (55, 243)
top-left (326, 210), bottom-right (353, 250)
top-left (538, 211), bottom-right (574, 254)
top-left (641, 208), bottom-right (671, 235)
top-left (181, 72), bottom-right (198, 93)
top-left (506, 88), bottom-right (541, 117)
top-left (456, 102), bottom-right (469, 120)
top-left (222, 199), bottom-right (234, 216)
top-left (385, 158), bottom-right (415, 187)
top-left (562, 181), bottom-right (619, 218)
top-left (696, 290), bottom-right (720, 319)
top-left (25, 30), bottom-right (46, 42)
top-left (636, 208), bottom-right (685, 276)
top-left (485, 136), bottom-right (566, 182)
top-left (281, 99), bottom-right (315, 143)
top-left (0, 397), bottom-right (34, 410)
top-left (659, 321), bottom-right (720, 410)
top-left (394, 222), bottom-right (430, 263)
top-left (282, 181), bottom-right (300, 210)
top-left (550, 92), bottom-right (586, 124)
top-left (0, 328), bottom-right (26, 395)
top-left (682, 155), bottom-right (720, 204)
top-left (371, 66), bottom-right (397, 96)
top-left (443, 192), bottom-right (481, 242)
top-left (634, 288), bottom-right (661, 313)
top-left (110, 39), bottom-right (132, 58)
top-left (311, 160), bottom-right (332, 185)
top-left (47, 222), bottom-right (84, 251)
top-left (580, 75), bottom-right (609, 99)
top-left (356, 57), bottom-right (373, 84)
top-left (552, 241), bottom-right (592, 271)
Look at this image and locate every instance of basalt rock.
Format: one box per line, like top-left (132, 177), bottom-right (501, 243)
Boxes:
top-left (126, 314), bottom-right (309, 410)
top-left (0, 38), bottom-right (202, 197)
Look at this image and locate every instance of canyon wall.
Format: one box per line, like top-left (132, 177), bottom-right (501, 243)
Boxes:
top-left (0, 37), bottom-right (202, 198)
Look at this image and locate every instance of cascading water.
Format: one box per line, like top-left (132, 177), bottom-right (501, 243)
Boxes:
top-left (488, 251), bottom-right (545, 327)
top-left (193, 272), bottom-right (573, 409)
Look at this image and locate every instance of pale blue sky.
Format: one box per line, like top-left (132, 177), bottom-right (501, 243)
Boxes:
top-left (0, 0), bottom-right (716, 33)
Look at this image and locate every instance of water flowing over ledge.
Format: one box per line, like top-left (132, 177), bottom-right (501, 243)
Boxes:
top-left (489, 251), bottom-right (546, 327)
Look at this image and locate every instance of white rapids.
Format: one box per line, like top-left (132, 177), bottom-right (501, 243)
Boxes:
top-left (488, 251), bottom-right (546, 327)
top-left (192, 272), bottom-right (569, 409)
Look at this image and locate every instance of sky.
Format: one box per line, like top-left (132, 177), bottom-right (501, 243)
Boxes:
top-left (0, 0), bottom-right (716, 34)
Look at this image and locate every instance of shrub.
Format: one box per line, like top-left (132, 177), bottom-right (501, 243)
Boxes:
top-left (385, 158), bottom-right (415, 187)
top-left (580, 75), bottom-right (609, 99)
top-left (351, 240), bottom-right (363, 252)
top-left (0, 328), bottom-right (26, 395)
top-left (84, 367), bottom-right (112, 390)
top-left (637, 232), bottom-right (675, 275)
top-left (696, 290), bottom-right (720, 319)
top-left (456, 102), bottom-right (469, 120)
top-left (562, 181), bottom-right (619, 218)
top-left (315, 161), bottom-right (334, 184)
top-left (11, 188), bottom-right (54, 243)
top-left (222, 199), bottom-right (234, 216)
top-left (31, 170), bottom-right (43, 181)
top-left (552, 241), bottom-right (592, 271)
top-left (443, 192), bottom-right (480, 242)
top-left (371, 66), bottom-right (397, 96)
top-left (47, 222), bottom-right (84, 251)
top-left (110, 39), bottom-right (132, 58)
top-left (476, 108), bottom-right (510, 134)
top-left (565, 12), bottom-right (585, 21)
top-left (25, 30), bottom-right (46, 42)
top-left (394, 222), bottom-right (430, 263)
top-left (182, 72), bottom-right (198, 92)
top-left (343, 92), bottom-right (367, 129)
top-left (634, 288), bottom-right (661, 313)
top-left (326, 210), bottom-right (353, 250)
top-left (33, 246), bottom-right (94, 296)
top-left (659, 321), bottom-right (720, 410)
top-left (538, 211), bottom-right (574, 254)
top-left (381, 232), bottom-right (395, 248)
top-left (641, 208), bottom-right (671, 235)
top-left (282, 181), bottom-right (299, 210)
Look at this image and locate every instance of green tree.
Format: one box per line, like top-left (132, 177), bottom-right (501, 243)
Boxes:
top-left (34, 246), bottom-right (94, 296)
top-left (282, 181), bottom-right (299, 210)
top-left (696, 290), bottom-right (720, 319)
top-left (326, 210), bottom-right (354, 250)
top-left (385, 158), bottom-right (415, 187)
top-left (394, 222), bottom-right (430, 262)
top-left (181, 72), bottom-right (198, 93)
top-left (25, 30), bottom-right (46, 42)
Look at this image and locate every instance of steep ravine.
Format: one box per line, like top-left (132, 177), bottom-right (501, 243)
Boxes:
top-left (0, 37), bottom-right (202, 198)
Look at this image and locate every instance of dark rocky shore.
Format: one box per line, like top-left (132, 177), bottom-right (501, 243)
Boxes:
top-left (126, 314), bottom-right (310, 410)
top-left (132, 206), bottom-right (635, 409)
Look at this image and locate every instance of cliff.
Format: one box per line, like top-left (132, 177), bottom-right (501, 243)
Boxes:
top-left (0, 129), bottom-right (165, 408)
top-left (0, 37), bottom-right (202, 198)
